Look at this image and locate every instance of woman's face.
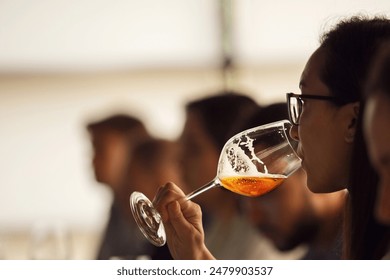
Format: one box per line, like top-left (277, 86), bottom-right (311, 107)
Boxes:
top-left (289, 49), bottom-right (357, 193)
top-left (364, 92), bottom-right (390, 225)
top-left (91, 130), bottom-right (129, 190)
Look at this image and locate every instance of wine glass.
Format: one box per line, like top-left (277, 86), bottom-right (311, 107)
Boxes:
top-left (130, 119), bottom-right (301, 246)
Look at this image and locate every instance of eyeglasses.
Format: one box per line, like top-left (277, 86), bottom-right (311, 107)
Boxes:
top-left (286, 93), bottom-right (336, 125)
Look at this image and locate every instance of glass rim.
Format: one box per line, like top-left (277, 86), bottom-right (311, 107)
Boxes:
top-left (223, 119), bottom-right (301, 160)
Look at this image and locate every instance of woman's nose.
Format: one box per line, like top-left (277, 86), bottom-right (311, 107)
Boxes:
top-left (289, 125), bottom-right (299, 141)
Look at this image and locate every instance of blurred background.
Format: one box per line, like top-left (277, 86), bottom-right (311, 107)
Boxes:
top-left (0, 0), bottom-right (389, 259)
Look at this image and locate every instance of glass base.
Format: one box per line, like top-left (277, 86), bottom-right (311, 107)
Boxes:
top-left (129, 191), bottom-right (166, 247)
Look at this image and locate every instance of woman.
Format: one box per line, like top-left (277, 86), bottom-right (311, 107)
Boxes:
top-left (287, 16), bottom-right (390, 259)
top-left (154, 16), bottom-right (390, 260)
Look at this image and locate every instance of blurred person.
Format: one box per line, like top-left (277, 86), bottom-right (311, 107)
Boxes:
top-left (236, 103), bottom-right (346, 259)
top-left (177, 92), bottom-right (295, 259)
top-left (87, 114), bottom-right (151, 199)
top-left (364, 42), bottom-right (390, 227)
top-left (86, 114), bottom-right (153, 259)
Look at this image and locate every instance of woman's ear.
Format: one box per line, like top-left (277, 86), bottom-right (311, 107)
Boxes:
top-left (344, 102), bottom-right (360, 143)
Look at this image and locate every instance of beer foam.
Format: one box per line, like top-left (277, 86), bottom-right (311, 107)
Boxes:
top-left (218, 133), bottom-right (269, 177)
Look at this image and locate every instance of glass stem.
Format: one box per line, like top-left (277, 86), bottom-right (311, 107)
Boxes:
top-left (185, 178), bottom-right (220, 201)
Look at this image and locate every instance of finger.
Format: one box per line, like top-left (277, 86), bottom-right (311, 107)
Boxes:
top-left (154, 182), bottom-right (185, 206)
top-left (154, 183), bottom-right (186, 222)
top-left (152, 185), bottom-right (165, 204)
top-left (167, 200), bottom-right (203, 237)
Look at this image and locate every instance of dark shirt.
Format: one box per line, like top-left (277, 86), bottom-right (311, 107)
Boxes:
top-left (301, 230), bottom-right (343, 260)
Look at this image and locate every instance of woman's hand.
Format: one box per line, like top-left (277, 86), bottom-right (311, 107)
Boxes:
top-left (153, 182), bottom-right (215, 260)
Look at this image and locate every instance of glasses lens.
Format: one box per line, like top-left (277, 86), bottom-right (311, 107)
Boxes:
top-left (288, 96), bottom-right (300, 125)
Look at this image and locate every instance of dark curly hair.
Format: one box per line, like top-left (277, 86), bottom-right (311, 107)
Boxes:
top-left (186, 91), bottom-right (260, 151)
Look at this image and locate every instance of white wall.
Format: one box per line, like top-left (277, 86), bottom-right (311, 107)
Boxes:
top-left (0, 0), bottom-right (388, 72)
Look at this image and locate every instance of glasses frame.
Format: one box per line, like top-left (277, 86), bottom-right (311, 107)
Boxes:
top-left (286, 92), bottom-right (336, 125)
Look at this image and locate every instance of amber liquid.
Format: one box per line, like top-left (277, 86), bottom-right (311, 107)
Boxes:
top-left (220, 176), bottom-right (285, 197)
